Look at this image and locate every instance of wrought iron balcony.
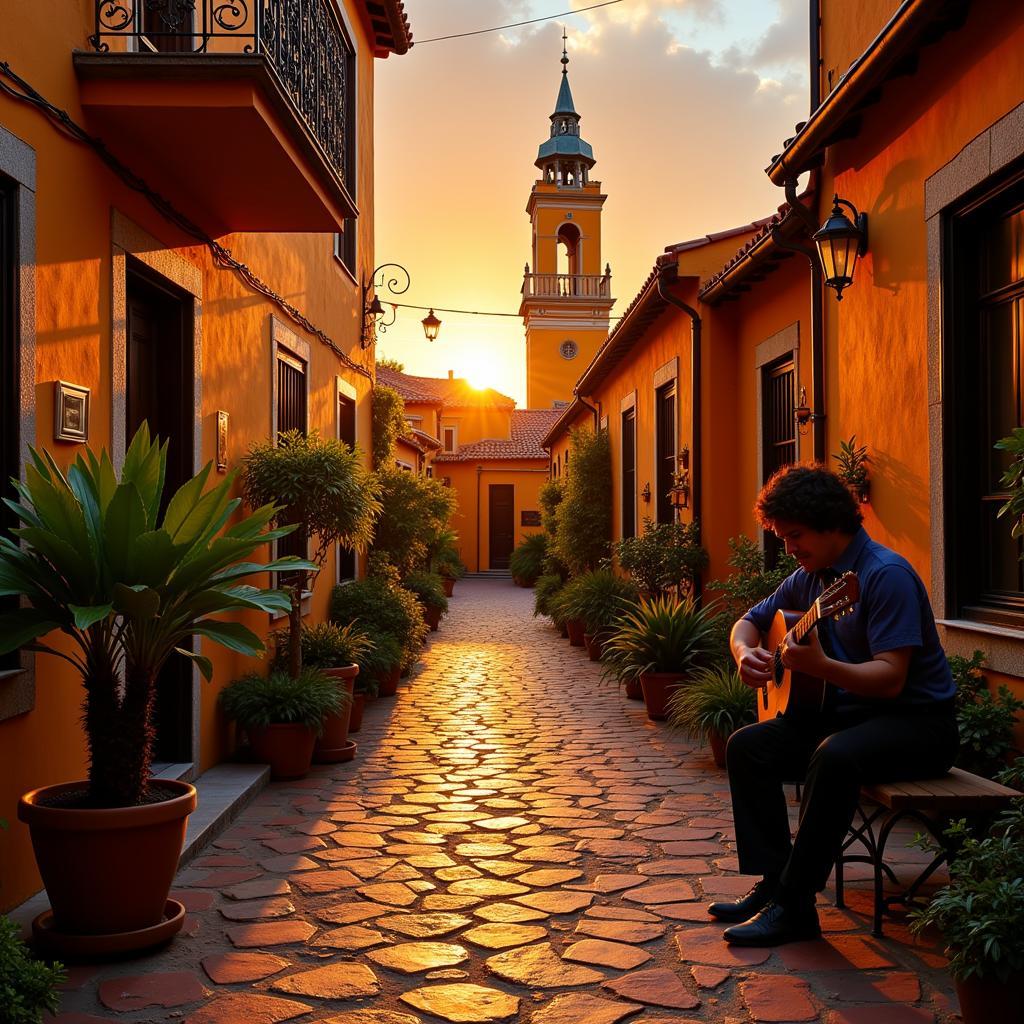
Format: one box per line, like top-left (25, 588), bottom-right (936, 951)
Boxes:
top-left (76, 0), bottom-right (357, 232)
top-left (522, 272), bottom-right (612, 300)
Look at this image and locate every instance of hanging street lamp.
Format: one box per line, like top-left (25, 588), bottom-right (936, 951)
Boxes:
top-left (813, 194), bottom-right (869, 300)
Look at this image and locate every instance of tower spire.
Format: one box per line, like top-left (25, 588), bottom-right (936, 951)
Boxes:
top-left (561, 27), bottom-right (569, 74)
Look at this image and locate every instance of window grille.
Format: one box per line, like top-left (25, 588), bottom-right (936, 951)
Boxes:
top-left (655, 381), bottom-right (676, 524)
top-left (622, 408), bottom-right (636, 539)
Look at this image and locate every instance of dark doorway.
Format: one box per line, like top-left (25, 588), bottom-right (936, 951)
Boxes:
top-left (655, 381), bottom-right (676, 524)
top-left (126, 263), bottom-right (195, 764)
top-left (142, 0), bottom-right (196, 52)
top-left (488, 484), bottom-right (515, 570)
top-left (761, 356), bottom-right (796, 568)
top-left (621, 408), bottom-right (636, 540)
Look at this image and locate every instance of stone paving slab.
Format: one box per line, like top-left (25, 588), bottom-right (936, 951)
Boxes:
top-left (47, 580), bottom-right (959, 1023)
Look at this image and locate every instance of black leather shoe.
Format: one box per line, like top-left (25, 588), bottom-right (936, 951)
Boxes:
top-left (722, 901), bottom-right (821, 946)
top-left (707, 877), bottom-right (776, 923)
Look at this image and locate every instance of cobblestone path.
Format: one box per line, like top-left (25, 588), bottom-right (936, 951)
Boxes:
top-left (54, 580), bottom-right (958, 1023)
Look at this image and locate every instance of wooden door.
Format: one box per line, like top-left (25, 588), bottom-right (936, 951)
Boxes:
top-left (488, 484), bottom-right (515, 570)
top-left (761, 356), bottom-right (796, 569)
top-left (126, 266), bottom-right (195, 764)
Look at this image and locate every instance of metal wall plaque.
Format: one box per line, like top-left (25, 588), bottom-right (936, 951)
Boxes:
top-left (216, 410), bottom-right (229, 472)
top-left (54, 381), bottom-right (90, 443)
top-left (521, 510), bottom-right (542, 527)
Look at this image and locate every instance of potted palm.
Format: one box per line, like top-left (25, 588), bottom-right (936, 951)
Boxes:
top-left (405, 570), bottom-right (449, 631)
top-left (909, 799), bottom-right (1024, 1023)
top-left (350, 634), bottom-right (400, 731)
top-left (219, 668), bottom-right (342, 780)
top-left (510, 533), bottom-right (547, 587)
top-left (557, 568), bottom-right (639, 661)
top-left (5, 426), bottom-right (306, 954)
top-left (271, 622), bottom-right (370, 762)
top-left (833, 435), bottom-right (871, 504)
top-left (431, 529), bottom-right (465, 597)
top-left (601, 595), bottom-right (724, 721)
top-left (666, 665), bottom-right (756, 767)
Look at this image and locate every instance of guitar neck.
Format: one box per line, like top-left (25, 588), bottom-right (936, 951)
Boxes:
top-left (791, 603), bottom-right (822, 644)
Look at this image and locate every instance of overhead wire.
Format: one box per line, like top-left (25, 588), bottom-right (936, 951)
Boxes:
top-left (414, 0), bottom-right (627, 45)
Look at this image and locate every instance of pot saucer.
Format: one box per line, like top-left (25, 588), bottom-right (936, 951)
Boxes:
top-left (313, 739), bottom-right (357, 764)
top-left (32, 899), bottom-right (185, 958)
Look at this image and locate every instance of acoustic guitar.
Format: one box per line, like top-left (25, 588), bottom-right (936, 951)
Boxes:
top-left (758, 571), bottom-right (861, 720)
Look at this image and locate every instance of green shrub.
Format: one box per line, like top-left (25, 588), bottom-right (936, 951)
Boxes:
top-left (615, 518), bottom-right (708, 597)
top-left (219, 668), bottom-right (343, 735)
top-left (355, 633), bottom-right (402, 693)
top-left (330, 577), bottom-right (428, 671)
top-left (372, 385), bottom-right (407, 469)
top-left (270, 621), bottom-right (371, 673)
top-left (372, 468), bottom-right (457, 577)
top-left (708, 534), bottom-right (798, 621)
top-left (533, 573), bottom-right (566, 621)
top-left (995, 426), bottom-right (1024, 550)
top-left (556, 568), bottom-right (639, 635)
top-left (601, 595), bottom-right (725, 684)
top-left (910, 804), bottom-right (1024, 982)
top-left (553, 427), bottom-right (612, 574)
top-left (432, 529), bottom-right (466, 579)
top-left (667, 665), bottom-right (756, 744)
top-left (0, 918), bottom-right (65, 1024)
top-left (510, 533), bottom-right (547, 586)
top-left (404, 571), bottom-right (449, 613)
top-left (952, 650), bottom-right (1024, 778)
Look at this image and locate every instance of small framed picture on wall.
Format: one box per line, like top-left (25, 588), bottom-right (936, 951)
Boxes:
top-left (54, 381), bottom-right (90, 443)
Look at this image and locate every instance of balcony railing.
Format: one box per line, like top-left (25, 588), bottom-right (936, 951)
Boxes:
top-left (88, 0), bottom-right (353, 186)
top-left (522, 273), bottom-right (612, 299)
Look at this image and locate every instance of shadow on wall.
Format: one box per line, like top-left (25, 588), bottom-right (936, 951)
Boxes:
top-left (869, 447), bottom-right (929, 553)
top-left (868, 159), bottom-right (923, 295)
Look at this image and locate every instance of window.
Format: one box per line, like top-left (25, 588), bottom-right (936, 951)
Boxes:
top-left (761, 356), bottom-right (796, 568)
top-left (621, 408), bottom-right (636, 540)
top-left (337, 388), bottom-right (356, 582)
top-left (442, 425), bottom-right (457, 453)
top-left (0, 177), bottom-right (17, 672)
top-left (275, 345), bottom-right (308, 578)
top-left (948, 171), bottom-right (1024, 625)
top-left (655, 380), bottom-right (676, 524)
top-left (334, 220), bottom-right (357, 278)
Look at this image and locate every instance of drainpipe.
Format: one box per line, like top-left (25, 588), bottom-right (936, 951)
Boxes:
top-left (476, 465), bottom-right (482, 572)
top-left (655, 260), bottom-right (703, 603)
top-left (809, 0), bottom-right (821, 112)
top-left (577, 396), bottom-right (600, 431)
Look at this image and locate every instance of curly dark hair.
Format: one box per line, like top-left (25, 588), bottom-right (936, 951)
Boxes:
top-left (755, 465), bottom-right (863, 534)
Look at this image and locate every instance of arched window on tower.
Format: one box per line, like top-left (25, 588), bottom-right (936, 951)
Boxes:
top-left (557, 223), bottom-right (581, 285)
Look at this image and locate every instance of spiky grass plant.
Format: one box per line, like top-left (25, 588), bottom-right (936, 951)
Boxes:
top-left (666, 665), bottom-right (756, 745)
top-left (218, 668), bottom-right (343, 735)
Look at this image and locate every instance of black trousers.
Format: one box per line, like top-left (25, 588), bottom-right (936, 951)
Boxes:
top-left (726, 702), bottom-right (959, 898)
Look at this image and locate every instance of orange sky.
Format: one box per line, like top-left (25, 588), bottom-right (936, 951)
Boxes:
top-left (374, 0), bottom-right (810, 405)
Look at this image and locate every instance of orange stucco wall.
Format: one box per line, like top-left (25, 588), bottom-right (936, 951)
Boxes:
top-left (441, 407), bottom-right (512, 447)
top-left (0, 0), bottom-right (382, 910)
top-left (439, 461), bottom-right (549, 573)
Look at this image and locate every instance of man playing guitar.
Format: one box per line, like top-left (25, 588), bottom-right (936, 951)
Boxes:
top-left (712, 465), bottom-right (957, 946)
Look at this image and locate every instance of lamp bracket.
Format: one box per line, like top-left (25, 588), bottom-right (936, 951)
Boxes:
top-left (361, 262), bottom-right (410, 349)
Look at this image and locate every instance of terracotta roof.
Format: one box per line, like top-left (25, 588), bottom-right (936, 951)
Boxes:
top-left (376, 367), bottom-right (515, 410)
top-left (409, 427), bottom-right (441, 451)
top-left (435, 409), bottom-right (563, 463)
top-left (663, 218), bottom-right (775, 256)
top-left (361, 0), bottom-right (413, 55)
top-left (540, 397), bottom-right (593, 449)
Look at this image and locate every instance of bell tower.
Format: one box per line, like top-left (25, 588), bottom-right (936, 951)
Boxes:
top-left (521, 32), bottom-right (614, 409)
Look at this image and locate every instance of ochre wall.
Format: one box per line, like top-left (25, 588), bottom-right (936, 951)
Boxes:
top-left (0, 0), bottom-right (379, 910)
top-left (527, 327), bottom-right (608, 410)
top-left (819, 0), bottom-right (902, 103)
top-left (441, 407), bottom-right (512, 447)
top-left (530, 184), bottom-right (605, 276)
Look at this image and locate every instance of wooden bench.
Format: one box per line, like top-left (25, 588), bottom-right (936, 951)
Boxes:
top-left (834, 767), bottom-right (1020, 936)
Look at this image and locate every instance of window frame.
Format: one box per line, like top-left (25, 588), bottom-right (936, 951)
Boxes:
top-left (621, 405), bottom-right (637, 540)
top-left (442, 424), bottom-right (457, 454)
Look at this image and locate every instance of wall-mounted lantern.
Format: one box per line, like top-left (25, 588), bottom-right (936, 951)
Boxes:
top-left (813, 194), bottom-right (868, 301)
top-left (641, 482), bottom-right (652, 503)
top-left (421, 308), bottom-right (442, 342)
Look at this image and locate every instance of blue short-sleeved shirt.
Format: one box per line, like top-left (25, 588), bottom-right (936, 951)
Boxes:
top-left (743, 528), bottom-right (955, 706)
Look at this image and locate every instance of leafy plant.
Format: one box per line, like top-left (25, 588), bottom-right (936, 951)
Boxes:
top-left (601, 595), bottom-right (725, 684)
top-left (219, 668), bottom-right (343, 735)
top-left (242, 430), bottom-right (380, 677)
top-left (270, 621), bottom-right (371, 673)
top-left (556, 568), bottom-right (639, 635)
top-left (371, 468), bottom-right (457, 578)
top-left (834, 435), bottom-right (870, 488)
top-left (952, 650), bottom-right (1024, 778)
top-left (667, 664), bottom-right (756, 744)
top-left (615, 518), bottom-right (709, 597)
top-left (533, 573), bottom-right (566, 622)
top-left (431, 528), bottom-right (466, 579)
top-left (995, 427), bottom-right (1024, 551)
top-left (372, 385), bottom-right (407, 469)
top-left (510, 533), bottom-right (547, 586)
top-left (376, 356), bottom-right (405, 372)
top-left (0, 918), bottom-right (65, 1024)
top-left (355, 633), bottom-right (402, 693)
top-left (538, 478), bottom-right (569, 579)
top-left (910, 804), bottom-right (1024, 982)
top-left (329, 576), bottom-right (428, 671)
top-left (404, 570), bottom-right (449, 613)
top-left (0, 425), bottom-right (305, 807)
top-left (553, 427), bottom-right (612, 575)
top-left (708, 534), bottom-right (799, 621)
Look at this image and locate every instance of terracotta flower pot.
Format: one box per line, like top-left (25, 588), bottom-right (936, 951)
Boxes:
top-left (583, 633), bottom-right (603, 661)
top-left (624, 677), bottom-right (643, 701)
top-left (442, 576), bottom-right (455, 598)
top-left (558, 621), bottom-right (569, 638)
top-left (349, 690), bottom-right (366, 732)
top-left (378, 664), bottom-right (401, 697)
top-left (249, 722), bottom-right (316, 780)
top-left (639, 671), bottom-right (688, 722)
top-left (955, 971), bottom-right (1024, 1024)
top-left (709, 730), bottom-right (728, 769)
top-left (423, 605), bottom-right (442, 631)
top-left (314, 665), bottom-right (358, 763)
top-left (566, 618), bottom-right (586, 647)
top-left (18, 779), bottom-right (196, 942)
